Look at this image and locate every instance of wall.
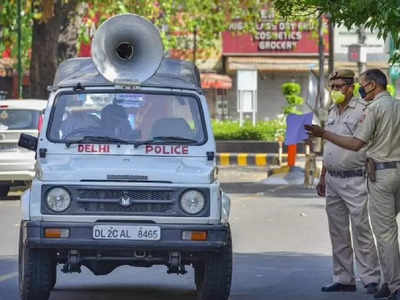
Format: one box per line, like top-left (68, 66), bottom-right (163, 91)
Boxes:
top-left (224, 72), bottom-right (309, 121)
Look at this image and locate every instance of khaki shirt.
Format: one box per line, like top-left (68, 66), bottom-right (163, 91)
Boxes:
top-left (324, 98), bottom-right (368, 170)
top-left (354, 91), bottom-right (400, 162)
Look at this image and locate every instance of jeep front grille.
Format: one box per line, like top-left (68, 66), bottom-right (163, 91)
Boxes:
top-left (78, 189), bottom-right (173, 202)
top-left (76, 189), bottom-right (175, 215)
top-left (41, 185), bottom-right (210, 217)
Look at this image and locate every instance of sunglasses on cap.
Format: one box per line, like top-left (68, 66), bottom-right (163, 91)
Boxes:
top-left (329, 83), bottom-right (350, 90)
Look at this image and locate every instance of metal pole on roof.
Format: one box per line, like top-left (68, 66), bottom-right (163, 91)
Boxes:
top-left (17, 0), bottom-right (23, 98)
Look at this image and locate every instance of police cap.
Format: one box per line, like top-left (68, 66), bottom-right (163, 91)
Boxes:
top-left (329, 69), bottom-right (355, 81)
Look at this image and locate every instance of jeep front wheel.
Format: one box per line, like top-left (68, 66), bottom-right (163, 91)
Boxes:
top-left (195, 226), bottom-right (232, 300)
top-left (18, 225), bottom-right (54, 300)
top-left (49, 261), bottom-right (57, 290)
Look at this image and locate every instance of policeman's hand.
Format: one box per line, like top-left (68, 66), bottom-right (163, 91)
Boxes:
top-left (304, 124), bottom-right (324, 137)
top-left (316, 178), bottom-right (326, 197)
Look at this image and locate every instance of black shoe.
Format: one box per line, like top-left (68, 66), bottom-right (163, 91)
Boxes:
top-left (366, 283), bottom-right (379, 294)
top-left (375, 283), bottom-right (391, 299)
top-left (388, 289), bottom-right (400, 300)
top-left (321, 282), bottom-right (357, 292)
top-left (387, 290), bottom-right (400, 300)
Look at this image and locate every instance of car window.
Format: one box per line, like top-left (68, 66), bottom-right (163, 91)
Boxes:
top-left (0, 109), bottom-right (40, 130)
top-left (47, 92), bottom-right (206, 143)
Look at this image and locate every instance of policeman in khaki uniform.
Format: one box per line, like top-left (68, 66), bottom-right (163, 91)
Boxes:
top-left (317, 70), bottom-right (380, 294)
top-left (306, 69), bottom-right (400, 299)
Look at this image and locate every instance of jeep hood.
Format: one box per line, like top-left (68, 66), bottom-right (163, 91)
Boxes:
top-left (38, 154), bottom-right (214, 184)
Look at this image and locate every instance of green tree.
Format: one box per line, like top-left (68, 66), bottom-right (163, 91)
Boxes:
top-left (271, 0), bottom-right (400, 63)
top-left (0, 0), bottom-right (264, 99)
top-left (281, 82), bottom-right (304, 115)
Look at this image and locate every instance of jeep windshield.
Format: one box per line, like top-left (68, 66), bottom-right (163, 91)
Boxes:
top-left (47, 92), bottom-right (206, 146)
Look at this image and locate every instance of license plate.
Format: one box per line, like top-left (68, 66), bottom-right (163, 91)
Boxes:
top-left (93, 224), bottom-right (160, 240)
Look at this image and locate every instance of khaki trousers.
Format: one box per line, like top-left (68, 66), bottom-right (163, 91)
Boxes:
top-left (368, 167), bottom-right (400, 293)
top-left (326, 173), bottom-right (380, 286)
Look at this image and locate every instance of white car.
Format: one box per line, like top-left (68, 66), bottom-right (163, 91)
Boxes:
top-left (0, 99), bottom-right (47, 197)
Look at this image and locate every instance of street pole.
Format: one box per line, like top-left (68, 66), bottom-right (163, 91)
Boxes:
top-left (328, 16), bottom-right (335, 75)
top-left (357, 26), bottom-right (367, 76)
top-left (317, 15), bottom-right (325, 112)
top-left (313, 14), bottom-right (325, 155)
top-left (193, 27), bottom-right (197, 65)
top-left (17, 0), bottom-right (23, 98)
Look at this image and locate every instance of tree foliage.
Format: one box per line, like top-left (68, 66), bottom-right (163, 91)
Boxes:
top-left (0, 0), bottom-right (34, 69)
top-left (272, 0), bottom-right (400, 63)
top-left (0, 0), bottom-right (265, 98)
top-left (281, 82), bottom-right (304, 115)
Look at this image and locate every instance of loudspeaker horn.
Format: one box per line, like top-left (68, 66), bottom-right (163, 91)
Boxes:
top-left (91, 14), bottom-right (164, 85)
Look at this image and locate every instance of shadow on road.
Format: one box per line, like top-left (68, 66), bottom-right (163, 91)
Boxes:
top-left (0, 253), bottom-right (368, 300)
top-left (230, 252), bottom-right (363, 300)
top-left (0, 256), bottom-right (18, 300)
top-left (0, 256), bottom-right (17, 276)
top-left (1, 195), bottom-right (20, 201)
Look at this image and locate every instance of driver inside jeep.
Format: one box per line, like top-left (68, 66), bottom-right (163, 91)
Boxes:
top-left (51, 92), bottom-right (205, 146)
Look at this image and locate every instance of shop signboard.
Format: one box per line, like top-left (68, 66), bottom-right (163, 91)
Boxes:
top-left (222, 9), bottom-right (328, 56)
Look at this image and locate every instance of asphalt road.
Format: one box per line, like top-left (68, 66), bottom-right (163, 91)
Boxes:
top-left (0, 169), bottom-right (378, 300)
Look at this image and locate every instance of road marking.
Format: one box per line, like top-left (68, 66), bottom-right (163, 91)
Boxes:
top-left (269, 185), bottom-right (288, 193)
top-left (237, 153), bottom-right (248, 166)
top-left (0, 272), bottom-right (17, 282)
top-left (219, 153), bottom-right (230, 166)
top-left (255, 154), bottom-right (267, 166)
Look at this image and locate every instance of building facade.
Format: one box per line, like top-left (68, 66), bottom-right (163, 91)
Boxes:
top-left (217, 10), bottom-right (390, 122)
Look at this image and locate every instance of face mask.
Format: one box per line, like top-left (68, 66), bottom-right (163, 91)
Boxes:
top-left (359, 82), bottom-right (375, 99)
top-left (359, 86), bottom-right (367, 99)
top-left (331, 90), bottom-right (346, 104)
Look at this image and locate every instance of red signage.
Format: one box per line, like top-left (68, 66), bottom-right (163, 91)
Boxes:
top-left (145, 145), bottom-right (189, 155)
top-left (78, 144), bottom-right (110, 153)
top-left (223, 12), bottom-right (328, 55)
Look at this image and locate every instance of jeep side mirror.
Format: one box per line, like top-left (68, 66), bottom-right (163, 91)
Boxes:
top-left (18, 133), bottom-right (38, 151)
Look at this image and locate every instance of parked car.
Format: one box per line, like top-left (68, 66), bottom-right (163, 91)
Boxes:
top-left (0, 99), bottom-right (47, 197)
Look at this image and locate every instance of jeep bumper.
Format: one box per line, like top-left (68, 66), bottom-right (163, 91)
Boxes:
top-left (21, 221), bottom-right (229, 252)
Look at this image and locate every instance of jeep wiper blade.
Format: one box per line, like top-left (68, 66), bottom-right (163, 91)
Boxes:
top-left (65, 136), bottom-right (130, 148)
top-left (134, 136), bottom-right (197, 148)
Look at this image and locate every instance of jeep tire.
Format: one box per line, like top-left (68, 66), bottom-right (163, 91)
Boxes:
top-left (195, 225), bottom-right (232, 300)
top-left (0, 185), bottom-right (9, 198)
top-left (49, 261), bottom-right (57, 290)
top-left (18, 225), bottom-right (54, 300)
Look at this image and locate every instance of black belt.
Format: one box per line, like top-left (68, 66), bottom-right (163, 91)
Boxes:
top-left (327, 169), bottom-right (365, 178)
top-left (375, 161), bottom-right (400, 170)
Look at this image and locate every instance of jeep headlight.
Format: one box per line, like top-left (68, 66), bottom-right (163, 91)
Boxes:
top-left (180, 190), bottom-right (205, 215)
top-left (46, 187), bottom-right (71, 212)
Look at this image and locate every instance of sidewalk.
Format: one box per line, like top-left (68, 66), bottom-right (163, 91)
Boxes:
top-left (218, 156), bottom-right (323, 186)
top-left (216, 152), bottom-right (307, 167)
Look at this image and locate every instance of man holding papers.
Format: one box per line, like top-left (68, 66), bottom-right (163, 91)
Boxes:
top-left (316, 70), bottom-right (380, 295)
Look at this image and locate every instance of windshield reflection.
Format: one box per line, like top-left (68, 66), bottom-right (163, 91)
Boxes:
top-left (48, 93), bottom-right (205, 145)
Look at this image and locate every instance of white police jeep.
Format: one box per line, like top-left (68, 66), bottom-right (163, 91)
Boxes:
top-left (18, 14), bottom-right (232, 300)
